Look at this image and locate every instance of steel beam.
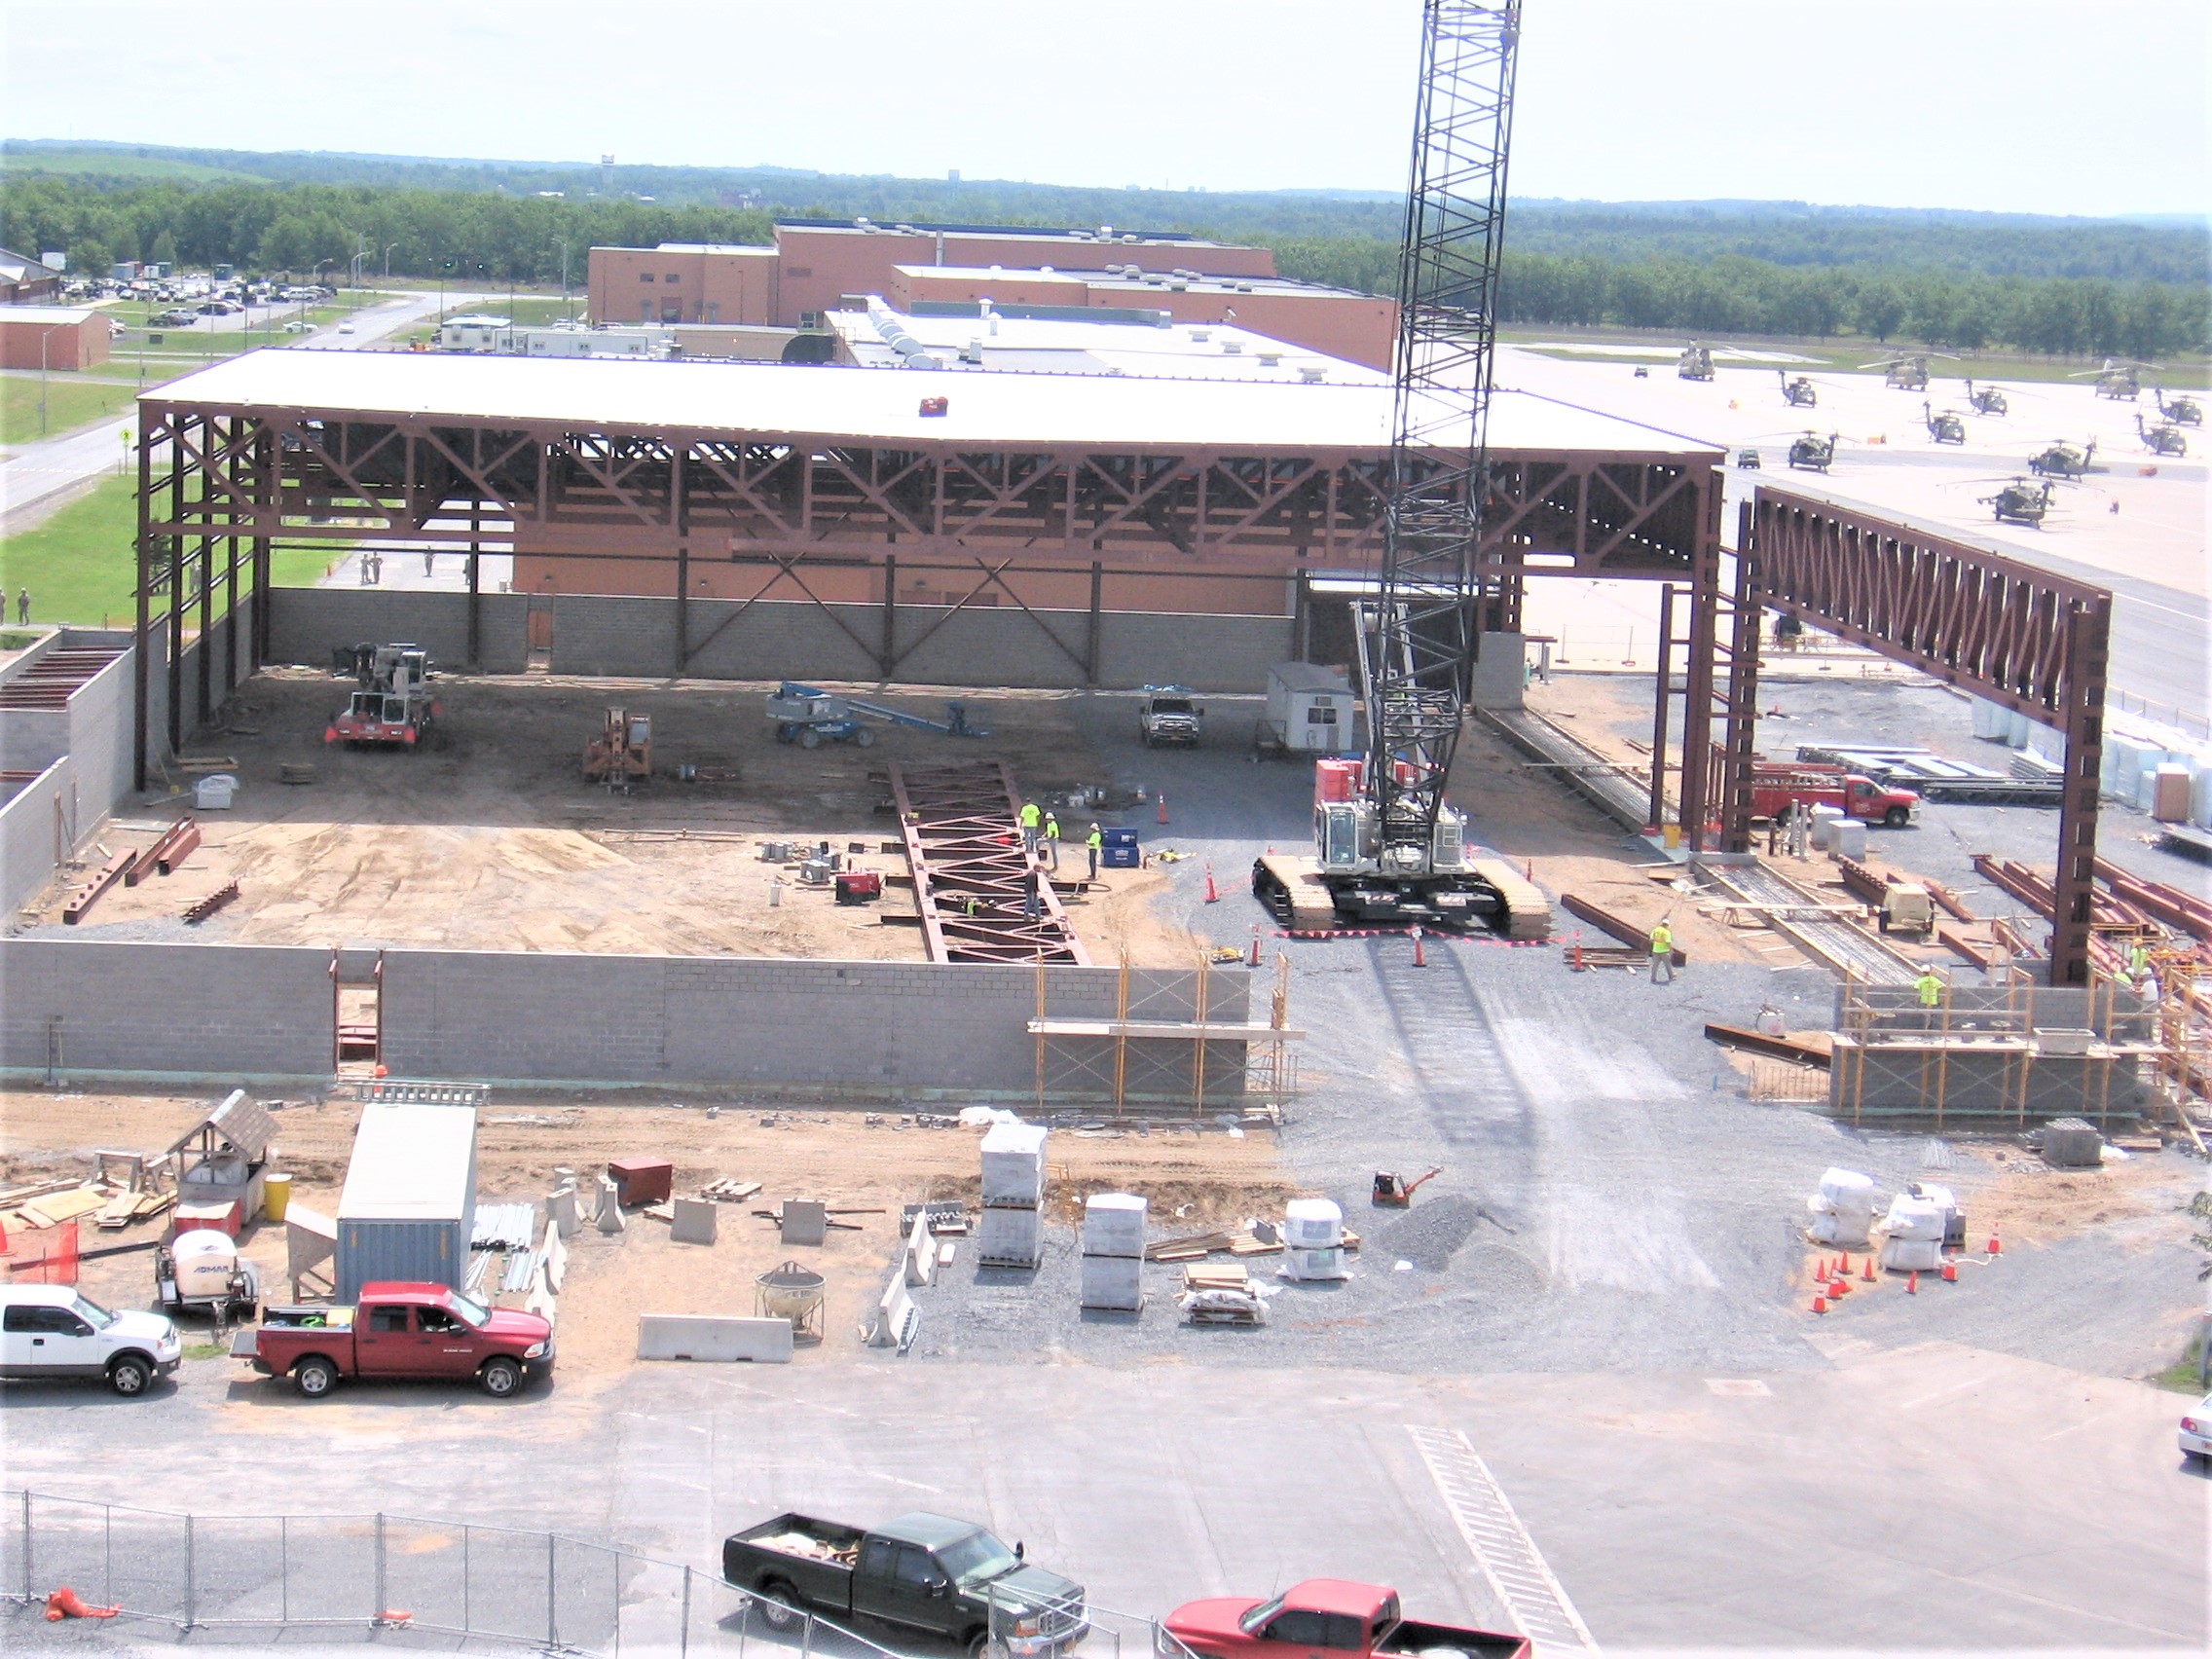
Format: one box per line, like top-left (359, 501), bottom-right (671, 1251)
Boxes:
top-left (889, 760), bottom-right (1089, 966)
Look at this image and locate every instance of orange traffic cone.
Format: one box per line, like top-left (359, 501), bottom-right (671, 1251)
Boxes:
top-left (1986, 1224), bottom-right (2002, 1257)
top-left (1829, 1275), bottom-right (1849, 1297)
top-left (1906, 1271), bottom-right (1919, 1294)
top-left (1203, 864), bottom-right (1219, 903)
top-left (1861, 1256), bottom-right (1875, 1282)
top-left (1837, 1253), bottom-right (1852, 1277)
top-left (1157, 793), bottom-right (1169, 826)
top-left (1940, 1260), bottom-right (1957, 1283)
top-left (1412, 927), bottom-right (1427, 968)
top-left (1812, 1293), bottom-right (1828, 1313)
top-left (45, 1588), bottom-right (118, 1621)
top-left (1247, 929), bottom-right (1261, 968)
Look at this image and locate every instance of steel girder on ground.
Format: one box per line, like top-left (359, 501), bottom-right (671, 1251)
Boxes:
top-left (1728, 488), bottom-right (2113, 985)
top-left (888, 760), bottom-right (1089, 967)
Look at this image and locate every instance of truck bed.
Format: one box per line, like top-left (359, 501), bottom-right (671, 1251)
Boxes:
top-left (722, 1512), bottom-right (865, 1608)
top-left (1377, 1617), bottom-right (1530, 1659)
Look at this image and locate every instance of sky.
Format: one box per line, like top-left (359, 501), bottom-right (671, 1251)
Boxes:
top-left (2, 0), bottom-right (2206, 217)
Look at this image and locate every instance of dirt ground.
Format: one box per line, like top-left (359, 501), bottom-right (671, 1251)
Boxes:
top-left (30, 670), bottom-right (1198, 965)
top-left (1, 1088), bottom-right (1297, 1378)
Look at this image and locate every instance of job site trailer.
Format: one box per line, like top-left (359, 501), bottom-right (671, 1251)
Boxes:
top-left (335, 1102), bottom-right (479, 1301)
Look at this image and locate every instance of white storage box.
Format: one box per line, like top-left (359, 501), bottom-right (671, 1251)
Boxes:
top-left (976, 1202), bottom-right (1042, 1267)
top-left (1831, 818), bottom-right (1867, 860)
top-left (979, 1122), bottom-right (1048, 1208)
top-left (1279, 1246), bottom-right (1348, 1281)
top-left (1081, 1193), bottom-right (1148, 1259)
top-left (195, 773), bottom-right (238, 810)
top-left (1879, 1236), bottom-right (1943, 1272)
top-left (1079, 1252), bottom-right (1143, 1311)
top-left (1283, 1198), bottom-right (1344, 1249)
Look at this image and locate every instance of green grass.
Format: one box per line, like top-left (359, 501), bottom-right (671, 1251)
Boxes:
top-left (2154, 1326), bottom-right (2209, 1393)
top-left (0, 146), bottom-right (260, 183)
top-left (0, 473), bottom-right (344, 627)
top-left (0, 374), bottom-right (141, 444)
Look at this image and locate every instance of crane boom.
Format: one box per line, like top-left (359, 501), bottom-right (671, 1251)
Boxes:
top-left (1365, 0), bottom-right (1521, 870)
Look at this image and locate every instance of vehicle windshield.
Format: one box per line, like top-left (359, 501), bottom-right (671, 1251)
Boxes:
top-left (1152, 699), bottom-right (1194, 715)
top-left (69, 1294), bottom-right (120, 1330)
top-left (446, 1292), bottom-right (491, 1327)
top-left (937, 1529), bottom-right (1020, 1584)
top-left (1237, 1596), bottom-right (1286, 1636)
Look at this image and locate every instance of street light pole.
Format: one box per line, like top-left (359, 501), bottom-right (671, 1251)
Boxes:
top-left (385, 242), bottom-right (400, 279)
top-left (559, 240), bottom-right (571, 321)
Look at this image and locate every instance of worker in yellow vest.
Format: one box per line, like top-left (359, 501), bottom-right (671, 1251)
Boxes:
top-left (1042, 811), bottom-right (1061, 872)
top-left (1087, 823), bottom-right (1104, 881)
top-left (1915, 966), bottom-right (1944, 1027)
top-left (1648, 918), bottom-right (1676, 984)
top-left (2127, 940), bottom-right (2152, 986)
top-left (1018, 799), bottom-right (1042, 853)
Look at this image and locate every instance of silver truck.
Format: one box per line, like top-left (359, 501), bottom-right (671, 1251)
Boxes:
top-left (1137, 685), bottom-right (1203, 748)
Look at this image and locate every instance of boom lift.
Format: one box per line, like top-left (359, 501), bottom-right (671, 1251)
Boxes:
top-left (1253, 1), bottom-right (1538, 937)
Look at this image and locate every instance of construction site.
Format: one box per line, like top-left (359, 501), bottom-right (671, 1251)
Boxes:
top-left (2, 5), bottom-right (2208, 1656)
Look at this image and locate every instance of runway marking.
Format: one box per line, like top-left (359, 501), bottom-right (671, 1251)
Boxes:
top-left (1408, 1424), bottom-right (1597, 1655)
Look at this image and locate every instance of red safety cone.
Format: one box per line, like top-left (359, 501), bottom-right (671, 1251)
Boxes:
top-left (1861, 1256), bottom-right (1875, 1282)
top-left (1157, 792), bottom-right (1169, 826)
top-left (1411, 926), bottom-right (1427, 967)
top-left (1829, 1275), bottom-right (1849, 1297)
top-left (1986, 1223), bottom-right (2002, 1257)
top-left (1836, 1253), bottom-right (1851, 1278)
top-left (1203, 864), bottom-right (1219, 903)
top-left (1940, 1260), bottom-right (1957, 1283)
top-left (1906, 1270), bottom-right (1919, 1294)
top-left (1811, 1293), bottom-right (1828, 1314)
top-left (45, 1588), bottom-right (119, 1621)
top-left (1248, 929), bottom-right (1262, 968)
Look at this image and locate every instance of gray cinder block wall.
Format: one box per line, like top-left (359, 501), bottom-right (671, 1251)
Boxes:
top-left (265, 589), bottom-right (531, 674)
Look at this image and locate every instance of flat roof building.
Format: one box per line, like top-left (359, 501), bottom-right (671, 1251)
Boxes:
top-left (0, 305), bottom-right (110, 372)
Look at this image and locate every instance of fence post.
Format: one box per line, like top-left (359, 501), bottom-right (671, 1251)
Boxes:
top-left (547, 1530), bottom-right (559, 1649)
top-left (20, 1491), bottom-right (31, 1605)
top-left (801, 1607), bottom-right (814, 1659)
top-left (182, 1513), bottom-right (196, 1632)
top-left (680, 1565), bottom-right (692, 1659)
top-left (374, 1512), bottom-right (387, 1624)
top-left (280, 1515), bottom-right (289, 1625)
top-left (462, 1524), bottom-right (471, 1635)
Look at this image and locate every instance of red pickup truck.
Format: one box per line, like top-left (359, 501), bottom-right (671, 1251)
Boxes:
top-left (241, 1282), bottom-right (552, 1399)
top-left (1751, 763), bottom-right (1918, 828)
top-left (1165, 1580), bottom-right (1527, 1659)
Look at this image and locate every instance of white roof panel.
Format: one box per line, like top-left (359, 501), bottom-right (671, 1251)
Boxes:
top-left (0, 306), bottom-right (99, 325)
top-left (152, 348), bottom-right (1718, 458)
top-left (337, 1103), bottom-right (476, 1222)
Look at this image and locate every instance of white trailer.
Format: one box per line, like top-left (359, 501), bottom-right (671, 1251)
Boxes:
top-left (1260, 662), bottom-right (1355, 756)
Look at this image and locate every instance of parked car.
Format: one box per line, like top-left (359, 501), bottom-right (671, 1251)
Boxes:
top-left (241, 1282), bottom-right (552, 1398)
top-left (283, 320), bottom-right (316, 334)
top-left (337, 321), bottom-right (355, 334)
top-left (722, 1511), bottom-right (1086, 1657)
top-left (0, 1285), bottom-right (181, 1396)
top-left (1165, 1580), bottom-right (1529, 1659)
top-left (2182, 1393), bottom-right (2212, 1462)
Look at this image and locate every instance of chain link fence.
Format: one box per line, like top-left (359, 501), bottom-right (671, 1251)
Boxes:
top-left (0, 1489), bottom-right (910, 1656)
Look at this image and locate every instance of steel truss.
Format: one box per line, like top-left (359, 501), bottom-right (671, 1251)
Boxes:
top-left (1728, 487), bottom-right (2113, 985)
top-left (887, 760), bottom-right (1089, 966)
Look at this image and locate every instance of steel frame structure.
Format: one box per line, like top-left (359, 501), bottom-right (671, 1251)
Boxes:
top-left (1363, 0), bottom-right (1519, 860)
top-left (887, 760), bottom-right (1089, 966)
top-left (1726, 486), bottom-right (2113, 985)
top-left (130, 384), bottom-right (1721, 788)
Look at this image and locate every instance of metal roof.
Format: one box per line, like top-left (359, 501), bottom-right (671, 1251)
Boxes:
top-left (151, 349), bottom-right (1719, 459)
top-left (337, 1102), bottom-right (476, 1222)
top-left (0, 306), bottom-right (99, 325)
top-left (165, 1088), bottom-right (277, 1161)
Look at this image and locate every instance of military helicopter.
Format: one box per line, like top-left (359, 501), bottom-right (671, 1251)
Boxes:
top-left (1777, 369), bottom-right (1819, 408)
top-left (2026, 437), bottom-right (2097, 479)
top-left (1786, 431), bottom-right (1841, 472)
top-left (1976, 477), bottom-right (2057, 527)
top-left (1862, 350), bottom-right (1957, 391)
top-left (2152, 386), bottom-right (2202, 426)
top-left (1962, 378), bottom-right (2009, 416)
top-left (1677, 342), bottom-right (1714, 382)
top-left (1922, 402), bottom-right (1967, 445)
top-left (2069, 358), bottom-right (2143, 400)
top-left (2136, 414), bottom-right (2189, 458)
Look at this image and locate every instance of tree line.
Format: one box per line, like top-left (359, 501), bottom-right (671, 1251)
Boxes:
top-left (1, 170), bottom-right (2202, 359)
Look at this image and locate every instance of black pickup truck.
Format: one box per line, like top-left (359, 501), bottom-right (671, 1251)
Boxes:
top-left (721, 1510), bottom-right (1086, 1657)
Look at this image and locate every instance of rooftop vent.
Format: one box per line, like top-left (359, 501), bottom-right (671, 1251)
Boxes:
top-left (1222, 339), bottom-right (1242, 354)
top-left (1235, 282), bottom-right (1255, 293)
top-left (1258, 351), bottom-right (1281, 366)
top-left (1299, 365), bottom-right (1326, 384)
top-left (1189, 328), bottom-right (1210, 343)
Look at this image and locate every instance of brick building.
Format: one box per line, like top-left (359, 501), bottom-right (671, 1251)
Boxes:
top-left (0, 305), bottom-right (111, 371)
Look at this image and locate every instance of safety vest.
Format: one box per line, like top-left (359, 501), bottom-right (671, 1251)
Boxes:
top-left (1044, 817), bottom-right (1060, 841)
top-left (2129, 943), bottom-right (2151, 976)
top-left (1649, 924), bottom-right (1672, 954)
top-left (1018, 802), bottom-right (1041, 829)
top-left (1916, 974), bottom-right (1942, 1008)
top-left (1087, 829), bottom-right (1103, 850)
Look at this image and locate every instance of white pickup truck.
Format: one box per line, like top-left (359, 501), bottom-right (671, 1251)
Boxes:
top-left (0, 1285), bottom-right (182, 1396)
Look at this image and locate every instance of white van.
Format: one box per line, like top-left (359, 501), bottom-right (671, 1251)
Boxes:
top-left (0, 1285), bottom-right (181, 1396)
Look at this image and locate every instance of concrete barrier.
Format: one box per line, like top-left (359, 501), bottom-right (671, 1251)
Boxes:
top-left (903, 1209), bottom-right (936, 1287)
top-left (636, 1314), bottom-right (793, 1363)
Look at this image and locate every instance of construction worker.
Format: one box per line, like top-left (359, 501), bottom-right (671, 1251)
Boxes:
top-left (1087, 823), bottom-right (1103, 881)
top-left (14, 588), bottom-right (28, 625)
top-left (1021, 858), bottom-right (1043, 920)
top-left (1042, 811), bottom-right (1061, 872)
top-left (1915, 965), bottom-right (1944, 1027)
top-left (1018, 798), bottom-right (1042, 852)
top-left (1648, 918), bottom-right (1675, 984)
top-left (2128, 940), bottom-right (2153, 985)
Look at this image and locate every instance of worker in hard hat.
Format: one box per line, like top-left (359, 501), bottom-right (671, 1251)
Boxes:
top-left (2127, 939), bottom-right (2153, 986)
top-left (1018, 799), bottom-right (1042, 853)
top-left (1042, 810), bottom-right (1061, 873)
top-left (1021, 856), bottom-right (1044, 920)
top-left (1915, 965), bottom-right (1944, 1027)
top-left (1648, 918), bottom-right (1675, 984)
top-left (1086, 823), bottom-right (1103, 881)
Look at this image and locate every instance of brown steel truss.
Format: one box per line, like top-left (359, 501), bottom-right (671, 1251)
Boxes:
top-left (1727, 487), bottom-right (2112, 985)
top-left (888, 760), bottom-right (1090, 967)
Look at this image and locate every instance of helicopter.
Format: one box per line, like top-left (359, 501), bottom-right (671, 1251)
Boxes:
top-left (2069, 358), bottom-right (2142, 400)
top-left (1787, 431), bottom-right (1841, 472)
top-left (2152, 386), bottom-right (2202, 426)
top-left (1922, 402), bottom-right (1967, 445)
top-left (1677, 342), bottom-right (1714, 382)
top-left (1777, 369), bottom-right (1818, 408)
top-left (1962, 378), bottom-right (2009, 417)
top-left (1862, 350), bottom-right (1957, 391)
top-left (2136, 414), bottom-right (2189, 458)
top-left (2026, 437), bottom-right (2097, 479)
top-left (1976, 477), bottom-right (2057, 527)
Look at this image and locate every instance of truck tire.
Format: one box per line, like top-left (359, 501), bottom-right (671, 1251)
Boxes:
top-left (479, 1356), bottom-right (522, 1397)
top-left (758, 1583), bottom-right (801, 1630)
top-left (965, 1628), bottom-right (992, 1659)
top-left (800, 728), bottom-right (822, 751)
top-left (107, 1354), bottom-right (154, 1397)
top-left (293, 1355), bottom-right (338, 1398)
top-left (1884, 806), bottom-right (1909, 828)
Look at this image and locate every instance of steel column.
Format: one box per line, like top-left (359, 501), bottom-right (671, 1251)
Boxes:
top-left (1647, 581), bottom-right (1674, 831)
top-left (1718, 507), bottom-right (1764, 853)
top-left (132, 424), bottom-right (152, 792)
top-left (2052, 595), bottom-right (2110, 985)
top-left (1676, 545), bottom-right (1720, 849)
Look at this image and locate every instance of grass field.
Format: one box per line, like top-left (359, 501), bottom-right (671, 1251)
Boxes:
top-left (0, 475), bottom-right (338, 627)
top-left (0, 374), bottom-right (140, 446)
top-left (0, 146), bottom-right (261, 183)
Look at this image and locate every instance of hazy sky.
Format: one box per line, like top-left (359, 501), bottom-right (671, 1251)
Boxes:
top-left (3, 0), bottom-right (2205, 216)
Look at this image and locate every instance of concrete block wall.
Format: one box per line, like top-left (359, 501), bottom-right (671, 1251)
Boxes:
top-left (265, 588), bottom-right (531, 674)
top-left (62, 642), bottom-right (137, 820)
top-left (0, 940), bottom-right (334, 1079)
top-left (0, 759), bottom-right (71, 915)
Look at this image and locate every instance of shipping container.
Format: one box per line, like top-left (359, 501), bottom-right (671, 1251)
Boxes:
top-left (335, 1103), bottom-right (478, 1302)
